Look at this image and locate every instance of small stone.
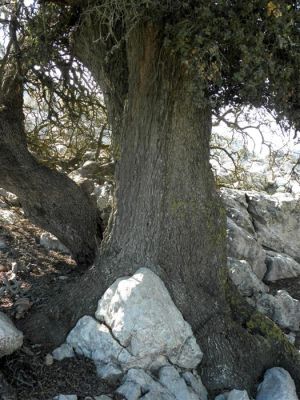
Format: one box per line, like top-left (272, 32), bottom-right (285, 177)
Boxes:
top-left (52, 343), bottom-right (75, 361)
top-left (53, 395), bottom-right (78, 400)
top-left (45, 353), bottom-right (54, 366)
top-left (116, 381), bottom-right (141, 400)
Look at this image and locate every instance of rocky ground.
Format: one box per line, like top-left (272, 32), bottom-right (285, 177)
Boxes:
top-left (0, 201), bottom-right (114, 399)
top-left (2, 183), bottom-right (300, 399)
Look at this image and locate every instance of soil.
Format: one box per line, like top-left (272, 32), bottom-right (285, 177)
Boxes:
top-left (0, 203), bottom-right (116, 399)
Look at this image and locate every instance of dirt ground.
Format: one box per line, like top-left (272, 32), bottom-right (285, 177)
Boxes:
top-left (0, 205), bottom-right (116, 399)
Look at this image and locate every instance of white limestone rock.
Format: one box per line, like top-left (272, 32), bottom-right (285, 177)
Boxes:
top-left (117, 369), bottom-right (176, 400)
top-left (226, 218), bottom-right (266, 279)
top-left (256, 367), bottom-right (298, 400)
top-left (264, 251), bottom-right (300, 282)
top-left (66, 316), bottom-right (132, 381)
top-left (40, 232), bottom-right (69, 253)
top-left (52, 343), bottom-right (75, 361)
top-left (182, 371), bottom-right (208, 400)
top-left (247, 192), bottom-right (300, 262)
top-left (95, 268), bottom-right (203, 370)
top-left (158, 366), bottom-right (199, 400)
top-left (215, 390), bottom-right (250, 400)
top-left (256, 290), bottom-right (300, 331)
top-left (0, 312), bottom-right (23, 357)
top-left (227, 258), bottom-right (268, 297)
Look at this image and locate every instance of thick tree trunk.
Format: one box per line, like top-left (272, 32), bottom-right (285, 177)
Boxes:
top-left (18, 18), bottom-right (300, 397)
top-left (0, 72), bottom-right (101, 267)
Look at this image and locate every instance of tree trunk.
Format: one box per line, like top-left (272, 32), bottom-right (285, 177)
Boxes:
top-left (0, 71), bottom-right (101, 267)
top-left (17, 19), bottom-right (300, 396)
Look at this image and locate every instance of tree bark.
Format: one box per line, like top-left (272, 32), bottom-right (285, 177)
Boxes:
top-left (16, 16), bottom-right (300, 397)
top-left (0, 70), bottom-right (101, 267)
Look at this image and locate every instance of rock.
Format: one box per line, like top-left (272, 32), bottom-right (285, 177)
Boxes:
top-left (0, 240), bottom-right (6, 251)
top-left (215, 390), bottom-right (250, 400)
top-left (40, 232), bottom-right (69, 253)
top-left (264, 251), bottom-right (300, 282)
top-left (0, 209), bottom-right (18, 224)
top-left (247, 192), bottom-right (300, 262)
top-left (221, 188), bottom-right (255, 235)
top-left (226, 218), bottom-right (266, 279)
top-left (115, 381), bottom-right (141, 400)
top-left (45, 353), bottom-right (54, 366)
top-left (227, 390), bottom-right (250, 400)
top-left (0, 312), bottom-right (23, 357)
top-left (52, 343), bottom-right (75, 361)
top-left (182, 372), bottom-right (208, 400)
top-left (227, 258), bottom-right (268, 297)
top-left (256, 367), bottom-right (298, 400)
top-left (158, 366), bottom-right (199, 400)
top-left (256, 290), bottom-right (300, 331)
top-left (95, 268), bottom-right (203, 370)
top-left (117, 369), bottom-right (175, 400)
top-left (53, 396), bottom-right (78, 400)
top-left (66, 316), bottom-right (132, 382)
top-left (93, 183), bottom-right (113, 211)
top-left (0, 188), bottom-right (20, 207)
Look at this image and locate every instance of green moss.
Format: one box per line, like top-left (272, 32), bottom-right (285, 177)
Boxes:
top-left (246, 312), bottom-right (295, 354)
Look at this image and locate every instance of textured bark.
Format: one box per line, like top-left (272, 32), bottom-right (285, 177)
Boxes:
top-left (0, 72), bottom-right (101, 267)
top-left (17, 16), bottom-right (300, 397)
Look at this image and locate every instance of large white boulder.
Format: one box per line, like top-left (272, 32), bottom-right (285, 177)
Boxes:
top-left (247, 192), bottom-right (300, 262)
top-left (95, 268), bottom-right (203, 370)
top-left (0, 312), bottom-right (23, 357)
top-left (264, 251), bottom-right (300, 282)
top-left (256, 367), bottom-right (298, 400)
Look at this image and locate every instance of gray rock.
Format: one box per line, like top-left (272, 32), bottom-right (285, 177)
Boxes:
top-left (227, 218), bottom-right (266, 279)
top-left (227, 390), bottom-right (250, 400)
top-left (0, 239), bottom-right (6, 250)
top-left (159, 366), bottom-right (199, 400)
top-left (227, 258), bottom-right (268, 297)
top-left (247, 192), bottom-right (300, 262)
top-left (256, 367), bottom-right (298, 400)
top-left (256, 290), bottom-right (300, 331)
top-left (119, 369), bottom-right (175, 400)
top-left (66, 316), bottom-right (133, 378)
top-left (53, 396), bottom-right (78, 400)
top-left (0, 312), bottom-right (23, 357)
top-left (95, 268), bottom-right (203, 370)
top-left (115, 381), bottom-right (141, 400)
top-left (264, 251), bottom-right (300, 282)
top-left (221, 188), bottom-right (255, 234)
top-left (182, 371), bottom-right (208, 400)
top-left (215, 390), bottom-right (250, 400)
top-left (40, 232), bottom-right (69, 253)
top-left (52, 343), bottom-right (75, 361)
